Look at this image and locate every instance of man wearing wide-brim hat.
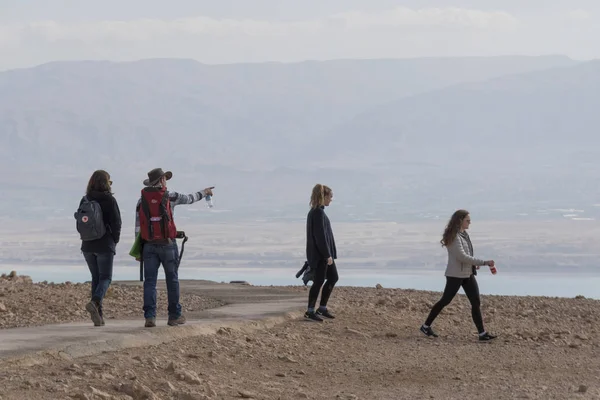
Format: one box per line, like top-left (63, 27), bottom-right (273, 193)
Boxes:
top-left (143, 168), bottom-right (173, 186)
top-left (135, 167), bottom-right (214, 328)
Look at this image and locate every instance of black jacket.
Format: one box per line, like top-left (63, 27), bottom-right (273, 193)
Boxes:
top-left (306, 206), bottom-right (337, 268)
top-left (80, 191), bottom-right (122, 254)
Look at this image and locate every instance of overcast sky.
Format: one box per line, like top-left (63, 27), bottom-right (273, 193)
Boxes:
top-left (0, 0), bottom-right (598, 71)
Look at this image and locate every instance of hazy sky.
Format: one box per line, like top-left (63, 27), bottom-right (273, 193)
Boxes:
top-left (0, 0), bottom-right (598, 70)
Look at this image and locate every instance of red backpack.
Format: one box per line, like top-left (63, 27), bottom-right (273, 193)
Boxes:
top-left (138, 187), bottom-right (177, 241)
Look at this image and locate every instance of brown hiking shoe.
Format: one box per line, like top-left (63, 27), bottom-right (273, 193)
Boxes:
top-left (145, 318), bottom-right (156, 328)
top-left (167, 315), bottom-right (186, 326)
top-left (85, 301), bottom-right (103, 327)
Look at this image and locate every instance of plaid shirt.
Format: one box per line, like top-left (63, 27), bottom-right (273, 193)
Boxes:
top-left (135, 188), bottom-right (206, 237)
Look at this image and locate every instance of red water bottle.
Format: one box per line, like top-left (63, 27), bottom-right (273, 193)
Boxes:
top-left (489, 265), bottom-right (497, 275)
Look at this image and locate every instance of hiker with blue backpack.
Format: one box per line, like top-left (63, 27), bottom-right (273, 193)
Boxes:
top-left (74, 170), bottom-right (122, 327)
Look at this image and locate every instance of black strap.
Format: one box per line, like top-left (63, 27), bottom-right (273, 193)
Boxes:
top-left (159, 190), bottom-right (171, 238)
top-left (160, 190), bottom-right (170, 220)
top-left (460, 231), bottom-right (477, 275)
top-left (140, 194), bottom-right (154, 239)
top-left (177, 234), bottom-right (188, 270)
top-left (139, 259), bottom-right (144, 282)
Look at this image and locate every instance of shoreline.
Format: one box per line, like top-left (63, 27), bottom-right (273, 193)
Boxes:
top-left (3, 266), bottom-right (600, 300)
top-left (3, 264), bottom-right (600, 300)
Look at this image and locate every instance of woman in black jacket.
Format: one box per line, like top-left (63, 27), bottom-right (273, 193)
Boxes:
top-left (305, 184), bottom-right (338, 322)
top-left (79, 170), bottom-right (122, 326)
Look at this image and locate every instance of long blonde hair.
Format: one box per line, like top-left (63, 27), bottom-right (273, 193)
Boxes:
top-left (309, 184), bottom-right (332, 209)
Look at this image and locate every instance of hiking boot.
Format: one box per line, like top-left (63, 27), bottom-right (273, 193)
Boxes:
top-left (145, 318), bottom-right (156, 328)
top-left (316, 309), bottom-right (335, 319)
top-left (167, 315), bottom-right (187, 326)
top-left (99, 308), bottom-right (105, 326)
top-left (304, 311), bottom-right (323, 322)
top-left (479, 332), bottom-right (497, 341)
top-left (85, 301), bottom-right (103, 327)
top-left (420, 325), bottom-right (439, 338)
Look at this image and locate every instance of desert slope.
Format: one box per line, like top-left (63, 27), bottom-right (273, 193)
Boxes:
top-left (0, 275), bottom-right (599, 399)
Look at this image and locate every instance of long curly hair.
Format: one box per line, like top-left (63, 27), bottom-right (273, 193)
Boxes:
top-left (441, 209), bottom-right (469, 247)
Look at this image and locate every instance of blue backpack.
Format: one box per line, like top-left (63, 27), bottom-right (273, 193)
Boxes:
top-left (74, 196), bottom-right (106, 241)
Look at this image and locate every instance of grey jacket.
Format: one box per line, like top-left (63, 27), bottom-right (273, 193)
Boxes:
top-left (444, 232), bottom-right (486, 278)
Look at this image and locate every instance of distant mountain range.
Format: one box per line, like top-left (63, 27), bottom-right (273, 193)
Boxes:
top-left (320, 59), bottom-right (600, 167)
top-left (0, 55), bottom-right (577, 169)
top-left (2, 55), bottom-right (599, 221)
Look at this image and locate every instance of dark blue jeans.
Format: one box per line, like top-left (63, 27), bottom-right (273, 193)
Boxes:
top-left (142, 242), bottom-right (181, 319)
top-left (83, 252), bottom-right (114, 316)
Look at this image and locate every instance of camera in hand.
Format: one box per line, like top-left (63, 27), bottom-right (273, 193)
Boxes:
top-left (175, 231), bottom-right (186, 239)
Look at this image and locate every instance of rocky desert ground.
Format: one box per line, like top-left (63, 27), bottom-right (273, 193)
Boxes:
top-left (0, 271), bottom-right (225, 329)
top-left (1, 271), bottom-right (600, 399)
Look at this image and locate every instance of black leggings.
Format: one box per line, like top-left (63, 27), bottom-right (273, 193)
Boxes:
top-left (308, 261), bottom-right (339, 309)
top-left (424, 275), bottom-right (485, 334)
